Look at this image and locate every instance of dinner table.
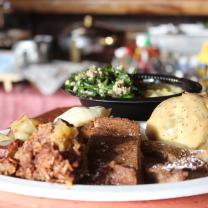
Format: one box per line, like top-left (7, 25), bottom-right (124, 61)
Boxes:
top-left (0, 84), bottom-right (208, 208)
top-left (0, 191), bottom-right (207, 208)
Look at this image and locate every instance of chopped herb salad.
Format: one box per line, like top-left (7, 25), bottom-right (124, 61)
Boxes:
top-left (65, 65), bottom-right (140, 98)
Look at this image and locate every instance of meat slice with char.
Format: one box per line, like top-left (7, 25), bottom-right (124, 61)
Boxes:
top-left (81, 117), bottom-right (141, 185)
top-left (142, 140), bottom-right (208, 183)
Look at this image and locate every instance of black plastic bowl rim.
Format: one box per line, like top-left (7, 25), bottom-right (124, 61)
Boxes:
top-left (65, 74), bottom-right (202, 103)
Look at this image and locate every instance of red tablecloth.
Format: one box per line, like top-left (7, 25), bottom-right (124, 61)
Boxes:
top-left (0, 192), bottom-right (207, 208)
top-left (0, 84), bottom-right (208, 207)
top-left (0, 84), bottom-right (81, 129)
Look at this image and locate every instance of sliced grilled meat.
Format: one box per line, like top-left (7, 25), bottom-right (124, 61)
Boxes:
top-left (142, 140), bottom-right (208, 183)
top-left (81, 117), bottom-right (141, 185)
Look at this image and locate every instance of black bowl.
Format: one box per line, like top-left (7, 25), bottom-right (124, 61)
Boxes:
top-left (65, 74), bottom-right (202, 121)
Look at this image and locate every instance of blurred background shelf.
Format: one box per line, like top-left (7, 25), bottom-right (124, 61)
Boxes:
top-left (10, 0), bottom-right (208, 16)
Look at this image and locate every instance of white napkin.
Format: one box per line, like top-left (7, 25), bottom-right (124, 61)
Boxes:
top-left (22, 61), bottom-right (93, 95)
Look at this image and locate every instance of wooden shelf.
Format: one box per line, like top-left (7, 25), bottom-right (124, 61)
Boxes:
top-left (10, 0), bottom-right (208, 16)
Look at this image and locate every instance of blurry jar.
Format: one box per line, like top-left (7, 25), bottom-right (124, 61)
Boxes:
top-left (34, 35), bottom-right (53, 63)
top-left (13, 40), bottom-right (39, 69)
top-left (111, 47), bottom-right (138, 73)
top-left (59, 15), bottom-right (124, 63)
top-left (135, 33), bottom-right (160, 73)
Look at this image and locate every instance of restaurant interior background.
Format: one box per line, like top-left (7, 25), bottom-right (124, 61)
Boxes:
top-left (1, 0), bottom-right (208, 128)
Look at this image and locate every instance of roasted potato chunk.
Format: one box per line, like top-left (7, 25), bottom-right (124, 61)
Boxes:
top-left (51, 120), bottom-right (78, 152)
top-left (9, 116), bottom-right (40, 141)
top-left (0, 133), bottom-right (12, 145)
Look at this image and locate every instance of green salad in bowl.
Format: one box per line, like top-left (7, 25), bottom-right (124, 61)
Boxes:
top-left (65, 65), bottom-right (140, 98)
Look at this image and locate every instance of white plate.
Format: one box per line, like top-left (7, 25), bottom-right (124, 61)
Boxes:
top-left (0, 127), bottom-right (208, 202)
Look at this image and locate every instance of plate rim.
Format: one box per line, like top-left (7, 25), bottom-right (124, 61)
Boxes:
top-left (0, 174), bottom-right (207, 201)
